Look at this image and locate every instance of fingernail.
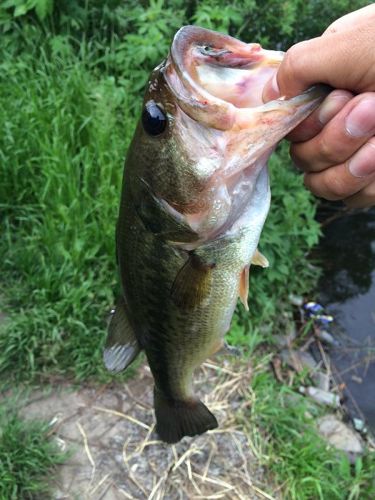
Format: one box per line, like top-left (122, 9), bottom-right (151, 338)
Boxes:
top-left (318, 91), bottom-right (351, 125)
top-left (348, 141), bottom-right (375, 177)
top-left (345, 99), bottom-right (375, 137)
top-left (262, 73), bottom-right (280, 102)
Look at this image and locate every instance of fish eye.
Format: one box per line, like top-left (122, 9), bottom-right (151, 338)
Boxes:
top-left (142, 101), bottom-right (167, 136)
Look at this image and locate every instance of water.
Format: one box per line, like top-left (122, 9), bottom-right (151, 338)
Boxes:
top-left (317, 204), bottom-right (375, 432)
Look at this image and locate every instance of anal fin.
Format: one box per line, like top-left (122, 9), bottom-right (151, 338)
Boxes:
top-left (239, 265), bottom-right (250, 311)
top-left (103, 296), bottom-right (141, 373)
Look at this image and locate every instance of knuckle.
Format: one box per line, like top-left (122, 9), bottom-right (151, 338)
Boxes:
top-left (282, 44), bottom-right (304, 81)
top-left (304, 169), bottom-right (353, 201)
top-left (316, 134), bottom-right (337, 165)
top-left (325, 26), bottom-right (337, 34)
top-left (303, 174), bottom-right (321, 197)
top-left (325, 171), bottom-right (352, 199)
top-left (290, 143), bottom-right (316, 172)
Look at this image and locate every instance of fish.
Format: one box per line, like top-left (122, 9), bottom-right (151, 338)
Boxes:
top-left (103, 26), bottom-right (328, 443)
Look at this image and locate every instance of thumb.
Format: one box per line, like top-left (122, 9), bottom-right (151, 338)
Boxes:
top-left (263, 26), bottom-right (375, 101)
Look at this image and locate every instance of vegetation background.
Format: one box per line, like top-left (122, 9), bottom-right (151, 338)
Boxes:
top-left (1, 0), bottom-right (369, 382)
top-left (0, 0), bottom-right (373, 498)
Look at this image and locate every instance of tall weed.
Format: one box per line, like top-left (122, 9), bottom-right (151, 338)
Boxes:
top-left (0, 43), bottom-right (133, 380)
top-left (0, 0), bottom-right (370, 378)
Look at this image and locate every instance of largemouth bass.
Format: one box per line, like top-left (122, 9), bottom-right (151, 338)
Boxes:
top-left (104, 26), bottom-right (328, 443)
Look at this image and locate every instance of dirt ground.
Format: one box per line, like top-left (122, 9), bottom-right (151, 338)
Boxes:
top-left (23, 360), bottom-right (276, 500)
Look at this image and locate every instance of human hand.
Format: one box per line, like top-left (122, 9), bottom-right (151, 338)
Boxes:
top-left (263, 5), bottom-right (375, 208)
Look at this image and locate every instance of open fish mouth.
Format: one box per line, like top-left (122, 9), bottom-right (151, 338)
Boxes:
top-left (164, 25), bottom-right (326, 133)
top-left (144, 26), bottom-right (329, 240)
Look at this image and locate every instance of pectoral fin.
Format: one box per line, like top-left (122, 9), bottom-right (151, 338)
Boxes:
top-left (239, 265), bottom-right (250, 311)
top-left (171, 252), bottom-right (216, 309)
top-left (103, 296), bottom-right (141, 373)
top-left (251, 249), bottom-right (269, 268)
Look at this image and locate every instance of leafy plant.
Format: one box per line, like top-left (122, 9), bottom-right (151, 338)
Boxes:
top-left (0, 1), bottom-right (374, 497)
top-left (2, 0), bottom-right (53, 20)
top-left (0, 1), bottom-right (370, 376)
top-left (103, 0), bottom-right (185, 93)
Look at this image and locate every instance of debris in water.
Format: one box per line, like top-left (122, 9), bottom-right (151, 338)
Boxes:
top-left (288, 293), bottom-right (304, 306)
top-left (304, 302), bottom-right (324, 317)
top-left (353, 418), bottom-right (367, 433)
top-left (316, 328), bottom-right (339, 346)
top-left (299, 386), bottom-right (340, 407)
top-left (313, 371), bottom-right (330, 392)
top-left (280, 349), bottom-right (317, 373)
top-left (303, 302), bottom-right (334, 329)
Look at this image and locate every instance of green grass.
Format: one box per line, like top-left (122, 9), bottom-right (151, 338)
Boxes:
top-left (0, 3), bottom-right (374, 498)
top-left (0, 42), bottom-right (133, 382)
top-left (0, 31), bottom-right (321, 382)
top-left (244, 361), bottom-right (375, 499)
top-left (0, 397), bottom-right (66, 499)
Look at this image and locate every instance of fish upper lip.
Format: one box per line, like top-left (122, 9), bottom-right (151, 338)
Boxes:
top-left (164, 25), bottom-right (282, 129)
top-left (164, 26), bottom-right (328, 131)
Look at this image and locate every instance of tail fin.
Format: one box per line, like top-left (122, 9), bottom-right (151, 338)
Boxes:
top-left (154, 388), bottom-right (218, 444)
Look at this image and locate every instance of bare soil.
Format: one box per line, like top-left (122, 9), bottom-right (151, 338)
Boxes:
top-left (22, 359), bottom-right (277, 500)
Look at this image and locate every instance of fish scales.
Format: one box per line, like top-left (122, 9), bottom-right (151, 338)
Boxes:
top-left (118, 195), bottom-right (241, 398)
top-left (104, 26), bottom-right (329, 443)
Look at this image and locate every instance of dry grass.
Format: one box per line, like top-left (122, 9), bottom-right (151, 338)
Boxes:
top-left (22, 359), bottom-right (277, 499)
top-left (106, 361), bottom-right (273, 500)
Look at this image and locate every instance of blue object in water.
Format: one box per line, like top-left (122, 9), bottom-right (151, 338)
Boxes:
top-left (315, 314), bottom-right (334, 327)
top-left (304, 301), bottom-right (324, 317)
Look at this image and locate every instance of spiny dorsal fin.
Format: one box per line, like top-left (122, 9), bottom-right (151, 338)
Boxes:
top-left (251, 249), bottom-right (269, 268)
top-left (170, 253), bottom-right (216, 310)
top-left (103, 296), bottom-right (141, 373)
top-left (239, 265), bottom-right (249, 311)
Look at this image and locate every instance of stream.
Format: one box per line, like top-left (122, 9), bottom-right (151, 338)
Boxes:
top-left (317, 204), bottom-right (375, 433)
